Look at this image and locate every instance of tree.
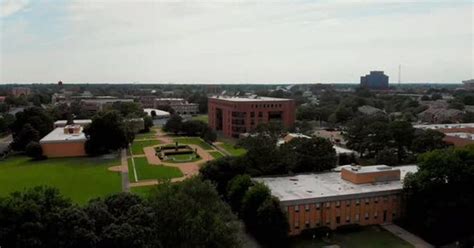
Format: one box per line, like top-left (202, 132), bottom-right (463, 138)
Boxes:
top-left (281, 137), bottom-right (337, 173)
top-left (0, 186), bottom-right (72, 248)
top-left (148, 178), bottom-right (240, 248)
top-left (143, 116), bottom-right (153, 132)
top-left (163, 114), bottom-right (182, 134)
top-left (411, 129), bottom-right (448, 153)
top-left (389, 121), bottom-right (414, 162)
top-left (375, 148), bottom-right (398, 166)
top-left (11, 123), bottom-right (40, 151)
top-left (241, 183), bottom-right (289, 247)
top-left (26, 141), bottom-right (44, 160)
top-left (106, 102), bottom-right (144, 118)
top-left (200, 156), bottom-right (246, 195)
top-left (84, 111), bottom-right (133, 155)
top-left (239, 134), bottom-right (286, 176)
top-left (181, 120), bottom-right (207, 136)
top-left (11, 107), bottom-right (53, 139)
top-left (201, 127), bottom-right (217, 143)
top-left (403, 147), bottom-right (474, 245)
top-left (226, 174), bottom-right (253, 213)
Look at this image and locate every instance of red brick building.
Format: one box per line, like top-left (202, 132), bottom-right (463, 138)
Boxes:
top-left (255, 165), bottom-right (418, 235)
top-left (208, 96), bottom-right (296, 138)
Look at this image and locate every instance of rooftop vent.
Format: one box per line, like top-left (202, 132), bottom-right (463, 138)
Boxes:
top-left (376, 166), bottom-right (392, 171)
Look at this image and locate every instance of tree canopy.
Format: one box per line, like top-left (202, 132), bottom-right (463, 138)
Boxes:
top-left (83, 111), bottom-right (134, 155)
top-left (403, 146), bottom-right (474, 245)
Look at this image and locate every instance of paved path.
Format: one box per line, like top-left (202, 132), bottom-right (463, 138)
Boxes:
top-left (382, 224), bottom-right (434, 248)
top-left (120, 149), bottom-right (130, 192)
top-left (212, 142), bottom-right (231, 156)
top-left (129, 129), bottom-right (216, 188)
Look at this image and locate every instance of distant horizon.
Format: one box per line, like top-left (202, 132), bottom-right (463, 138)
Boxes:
top-left (0, 81), bottom-right (467, 86)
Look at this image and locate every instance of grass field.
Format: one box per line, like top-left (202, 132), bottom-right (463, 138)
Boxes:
top-left (131, 140), bottom-right (161, 155)
top-left (191, 114), bottom-right (208, 123)
top-left (218, 143), bottom-right (246, 156)
top-left (128, 157), bottom-right (182, 182)
top-left (291, 225), bottom-right (413, 248)
top-left (0, 155), bottom-right (121, 204)
top-left (134, 131), bottom-right (157, 140)
top-left (165, 153), bottom-right (201, 163)
top-left (130, 185), bottom-right (155, 198)
top-left (173, 137), bottom-right (213, 150)
top-left (209, 151), bottom-right (224, 159)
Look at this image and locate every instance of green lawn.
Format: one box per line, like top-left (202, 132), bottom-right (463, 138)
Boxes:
top-left (0, 155), bottom-right (121, 204)
top-left (191, 114), bottom-right (208, 123)
top-left (173, 137), bottom-right (213, 150)
top-left (130, 185), bottom-right (155, 198)
top-left (131, 140), bottom-right (161, 155)
top-left (209, 151), bottom-right (224, 159)
top-left (291, 225), bottom-right (413, 248)
top-left (128, 157), bottom-right (182, 182)
top-left (165, 153), bottom-right (201, 163)
top-left (134, 131), bottom-right (157, 140)
top-left (218, 143), bottom-right (246, 156)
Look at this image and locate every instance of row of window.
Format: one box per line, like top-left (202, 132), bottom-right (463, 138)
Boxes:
top-left (293, 196), bottom-right (397, 212)
top-left (293, 210), bottom-right (397, 229)
top-left (251, 103), bottom-right (283, 108)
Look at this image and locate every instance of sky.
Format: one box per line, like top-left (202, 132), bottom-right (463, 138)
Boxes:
top-left (0, 0), bottom-right (472, 84)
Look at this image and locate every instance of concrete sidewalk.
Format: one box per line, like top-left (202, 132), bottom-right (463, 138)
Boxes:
top-left (382, 224), bottom-right (434, 248)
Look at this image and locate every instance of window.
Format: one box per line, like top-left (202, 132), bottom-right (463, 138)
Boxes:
top-left (336, 201), bottom-right (340, 208)
top-left (346, 200), bottom-right (351, 207)
top-left (374, 211), bottom-right (378, 219)
top-left (294, 205), bottom-right (299, 212)
top-left (305, 204), bottom-right (310, 212)
top-left (250, 112), bottom-right (255, 117)
top-left (294, 221), bottom-right (299, 229)
top-left (355, 214), bottom-right (360, 222)
top-left (346, 215), bottom-right (350, 223)
top-left (365, 212), bottom-right (369, 220)
top-left (336, 216), bottom-right (341, 224)
top-left (325, 202), bottom-right (331, 208)
top-left (365, 198), bottom-right (370, 205)
top-left (393, 212), bottom-right (397, 217)
top-left (374, 197), bottom-right (378, 203)
top-left (316, 203), bottom-right (320, 210)
top-left (305, 220), bottom-right (310, 228)
top-left (355, 199), bottom-right (360, 205)
top-left (258, 112), bottom-right (263, 117)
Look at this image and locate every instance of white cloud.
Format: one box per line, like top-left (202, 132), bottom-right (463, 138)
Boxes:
top-left (0, 0), bottom-right (472, 83)
top-left (0, 0), bottom-right (29, 18)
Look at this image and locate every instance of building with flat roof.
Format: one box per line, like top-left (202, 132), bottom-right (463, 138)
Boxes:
top-left (463, 79), bottom-right (474, 90)
top-left (255, 164), bottom-right (417, 235)
top-left (54, 119), bottom-right (92, 128)
top-left (360, 71), bottom-right (389, 90)
top-left (154, 98), bottom-right (199, 115)
top-left (414, 123), bottom-right (474, 147)
top-left (208, 96), bottom-right (296, 138)
top-left (40, 125), bottom-right (87, 158)
top-left (81, 98), bottom-right (134, 114)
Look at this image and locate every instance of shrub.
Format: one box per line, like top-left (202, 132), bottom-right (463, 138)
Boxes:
top-left (25, 141), bottom-right (44, 160)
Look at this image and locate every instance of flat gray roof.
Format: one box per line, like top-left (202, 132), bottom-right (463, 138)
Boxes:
top-left (209, 96), bottom-right (292, 102)
top-left (254, 165), bottom-right (418, 205)
top-left (54, 119), bottom-right (92, 125)
top-left (40, 127), bottom-right (86, 144)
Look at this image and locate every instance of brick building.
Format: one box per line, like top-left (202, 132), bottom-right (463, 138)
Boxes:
top-left (40, 125), bottom-right (87, 158)
top-left (255, 164), bottom-right (417, 236)
top-left (11, 87), bottom-right (31, 97)
top-left (414, 123), bottom-right (474, 147)
top-left (208, 96), bottom-right (296, 138)
top-left (154, 98), bottom-right (198, 115)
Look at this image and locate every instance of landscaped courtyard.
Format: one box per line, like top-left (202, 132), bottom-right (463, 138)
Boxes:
top-left (173, 137), bottom-right (213, 150)
top-left (0, 155), bottom-right (122, 204)
top-left (131, 139), bottom-right (161, 155)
